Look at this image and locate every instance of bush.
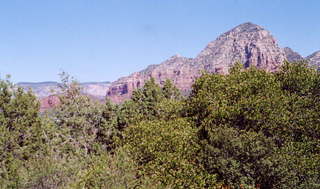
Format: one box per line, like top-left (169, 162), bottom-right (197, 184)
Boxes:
top-left (122, 118), bottom-right (216, 188)
top-left (187, 63), bottom-right (320, 188)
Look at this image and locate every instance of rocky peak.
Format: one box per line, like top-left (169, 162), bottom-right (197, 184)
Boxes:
top-left (106, 22), bottom-right (287, 103)
top-left (225, 22), bottom-right (264, 34)
top-left (196, 22), bottom-right (285, 73)
top-left (307, 50), bottom-right (320, 58)
top-left (283, 47), bottom-right (303, 62)
top-left (306, 50), bottom-right (320, 69)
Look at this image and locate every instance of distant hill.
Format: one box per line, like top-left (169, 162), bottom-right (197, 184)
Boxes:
top-left (18, 81), bottom-right (110, 100)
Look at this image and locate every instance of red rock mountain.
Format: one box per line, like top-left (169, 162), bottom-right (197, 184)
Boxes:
top-left (21, 22), bottom-right (320, 107)
top-left (106, 22), bottom-right (286, 103)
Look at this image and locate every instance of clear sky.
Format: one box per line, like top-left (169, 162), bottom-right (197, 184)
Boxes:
top-left (0, 0), bottom-right (319, 83)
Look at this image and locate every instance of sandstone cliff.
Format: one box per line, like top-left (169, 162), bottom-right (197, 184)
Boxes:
top-left (106, 22), bottom-right (287, 103)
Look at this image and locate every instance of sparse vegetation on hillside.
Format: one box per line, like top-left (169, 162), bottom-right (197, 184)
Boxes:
top-left (0, 62), bottom-right (320, 188)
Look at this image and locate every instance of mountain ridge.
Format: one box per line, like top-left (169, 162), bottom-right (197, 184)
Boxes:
top-left (106, 22), bottom-right (288, 103)
top-left (19, 22), bottom-right (320, 105)
top-left (18, 81), bottom-right (111, 99)
top-left (306, 51), bottom-right (320, 69)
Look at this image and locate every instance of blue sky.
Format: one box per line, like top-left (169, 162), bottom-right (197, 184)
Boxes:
top-left (0, 0), bottom-right (319, 82)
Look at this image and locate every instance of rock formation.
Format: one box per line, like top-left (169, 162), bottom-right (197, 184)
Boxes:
top-left (306, 51), bottom-right (320, 69)
top-left (21, 22), bottom-right (319, 106)
top-left (283, 47), bottom-right (304, 62)
top-left (106, 22), bottom-right (287, 103)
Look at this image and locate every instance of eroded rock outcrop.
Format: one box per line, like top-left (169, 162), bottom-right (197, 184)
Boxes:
top-left (306, 51), bottom-right (320, 69)
top-left (106, 22), bottom-right (287, 103)
top-left (283, 47), bottom-right (303, 62)
top-left (195, 22), bottom-right (285, 73)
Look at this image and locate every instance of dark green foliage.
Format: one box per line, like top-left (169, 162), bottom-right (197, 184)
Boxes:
top-left (188, 62), bottom-right (320, 188)
top-left (0, 78), bottom-right (43, 188)
top-left (117, 77), bottom-right (183, 127)
top-left (131, 78), bottom-right (165, 120)
top-left (50, 73), bottom-right (118, 152)
top-left (1, 62), bottom-right (320, 188)
top-left (122, 118), bottom-right (215, 188)
top-left (70, 148), bottom-right (143, 189)
top-left (201, 126), bottom-right (289, 188)
top-left (276, 61), bottom-right (319, 96)
top-left (162, 79), bottom-right (181, 99)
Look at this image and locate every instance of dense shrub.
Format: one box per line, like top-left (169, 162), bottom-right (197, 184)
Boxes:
top-left (49, 73), bottom-right (118, 153)
top-left (1, 62), bottom-right (320, 188)
top-left (117, 78), bottom-right (183, 128)
top-left (0, 77), bottom-right (43, 188)
top-left (187, 62), bottom-right (320, 188)
top-left (122, 118), bottom-right (215, 188)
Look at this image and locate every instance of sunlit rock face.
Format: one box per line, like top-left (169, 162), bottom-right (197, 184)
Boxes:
top-left (306, 51), bottom-right (320, 70)
top-left (195, 22), bottom-right (285, 73)
top-left (283, 47), bottom-right (303, 62)
top-left (106, 22), bottom-right (286, 103)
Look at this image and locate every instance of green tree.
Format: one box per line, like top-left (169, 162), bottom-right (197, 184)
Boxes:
top-left (131, 78), bottom-right (165, 118)
top-left (162, 79), bottom-right (181, 99)
top-left (0, 77), bottom-right (44, 188)
top-left (276, 61), bottom-right (319, 96)
top-left (121, 118), bottom-right (215, 188)
top-left (117, 78), bottom-right (183, 127)
top-left (187, 63), bottom-right (320, 188)
top-left (200, 126), bottom-right (290, 188)
top-left (50, 73), bottom-right (117, 153)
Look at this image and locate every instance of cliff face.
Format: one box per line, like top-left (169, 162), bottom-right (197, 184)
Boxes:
top-left (283, 47), bottom-right (304, 62)
top-left (106, 22), bottom-right (287, 103)
top-left (306, 51), bottom-right (320, 69)
top-left (106, 55), bottom-right (196, 102)
top-left (195, 22), bottom-right (285, 73)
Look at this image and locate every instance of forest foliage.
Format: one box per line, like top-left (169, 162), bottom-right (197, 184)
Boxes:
top-left (0, 62), bottom-right (320, 189)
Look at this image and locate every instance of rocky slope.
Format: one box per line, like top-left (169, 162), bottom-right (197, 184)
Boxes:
top-left (306, 51), bottom-right (320, 69)
top-left (283, 48), bottom-right (320, 69)
top-left (284, 47), bottom-right (304, 62)
top-left (106, 22), bottom-right (287, 103)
